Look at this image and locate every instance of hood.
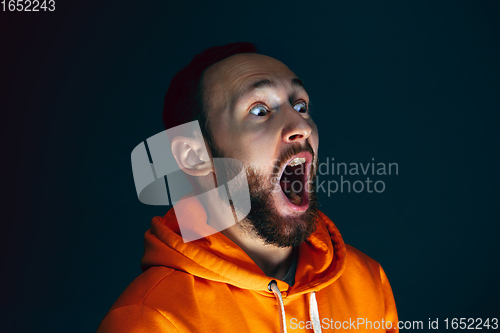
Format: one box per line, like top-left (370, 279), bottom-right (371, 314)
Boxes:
top-left (141, 197), bottom-right (347, 296)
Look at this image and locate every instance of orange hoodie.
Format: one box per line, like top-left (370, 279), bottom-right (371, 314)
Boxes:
top-left (97, 198), bottom-right (398, 332)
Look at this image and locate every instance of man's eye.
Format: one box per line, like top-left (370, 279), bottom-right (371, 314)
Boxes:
top-left (294, 101), bottom-right (308, 113)
top-left (249, 104), bottom-right (269, 117)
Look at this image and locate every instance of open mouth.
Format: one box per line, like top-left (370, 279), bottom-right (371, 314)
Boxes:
top-left (277, 152), bottom-right (312, 211)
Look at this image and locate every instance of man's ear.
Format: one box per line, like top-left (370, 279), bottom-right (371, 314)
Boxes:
top-left (171, 136), bottom-right (212, 177)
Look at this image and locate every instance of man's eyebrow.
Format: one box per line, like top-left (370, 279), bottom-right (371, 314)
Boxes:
top-left (239, 78), bottom-right (308, 98)
top-left (292, 78), bottom-right (308, 94)
top-left (252, 79), bottom-right (273, 90)
top-left (236, 79), bottom-right (274, 100)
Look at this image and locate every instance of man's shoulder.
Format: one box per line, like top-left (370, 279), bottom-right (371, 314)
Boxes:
top-left (345, 244), bottom-right (381, 269)
top-left (108, 266), bottom-right (194, 312)
top-left (338, 243), bottom-right (385, 287)
top-left (98, 267), bottom-right (184, 333)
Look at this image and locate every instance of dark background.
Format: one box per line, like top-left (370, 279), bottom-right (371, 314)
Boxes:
top-left (1, 1), bottom-right (499, 332)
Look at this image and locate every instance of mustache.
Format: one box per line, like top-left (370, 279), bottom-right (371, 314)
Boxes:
top-left (272, 141), bottom-right (315, 175)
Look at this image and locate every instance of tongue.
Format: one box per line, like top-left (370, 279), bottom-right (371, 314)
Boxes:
top-left (289, 188), bottom-right (302, 205)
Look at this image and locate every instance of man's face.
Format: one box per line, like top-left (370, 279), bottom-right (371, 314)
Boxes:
top-left (202, 53), bottom-right (320, 247)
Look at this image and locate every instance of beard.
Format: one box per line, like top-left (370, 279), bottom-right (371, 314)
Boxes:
top-left (210, 140), bottom-right (320, 248)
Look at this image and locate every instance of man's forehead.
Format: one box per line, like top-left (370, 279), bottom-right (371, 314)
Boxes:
top-left (203, 53), bottom-right (297, 92)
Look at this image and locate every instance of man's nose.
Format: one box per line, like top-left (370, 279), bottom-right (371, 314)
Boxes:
top-left (281, 107), bottom-right (312, 144)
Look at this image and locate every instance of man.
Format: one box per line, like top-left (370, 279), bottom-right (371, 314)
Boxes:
top-left (97, 43), bottom-right (398, 332)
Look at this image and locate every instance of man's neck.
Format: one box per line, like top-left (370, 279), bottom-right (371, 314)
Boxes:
top-left (220, 224), bottom-right (294, 280)
top-left (199, 192), bottom-right (294, 279)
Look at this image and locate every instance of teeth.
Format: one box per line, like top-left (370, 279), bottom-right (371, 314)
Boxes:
top-left (288, 157), bottom-right (306, 167)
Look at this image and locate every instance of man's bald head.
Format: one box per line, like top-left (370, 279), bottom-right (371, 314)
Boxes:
top-left (162, 43), bottom-right (257, 149)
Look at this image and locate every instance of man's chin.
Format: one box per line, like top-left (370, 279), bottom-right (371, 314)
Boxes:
top-left (243, 178), bottom-right (320, 248)
top-left (244, 207), bottom-right (319, 248)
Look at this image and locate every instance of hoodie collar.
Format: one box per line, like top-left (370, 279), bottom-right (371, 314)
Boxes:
top-left (141, 197), bottom-right (346, 296)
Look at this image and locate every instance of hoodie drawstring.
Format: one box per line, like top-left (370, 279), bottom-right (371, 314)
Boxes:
top-left (268, 280), bottom-right (287, 333)
top-left (309, 291), bottom-right (322, 333)
top-left (268, 280), bottom-right (323, 333)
